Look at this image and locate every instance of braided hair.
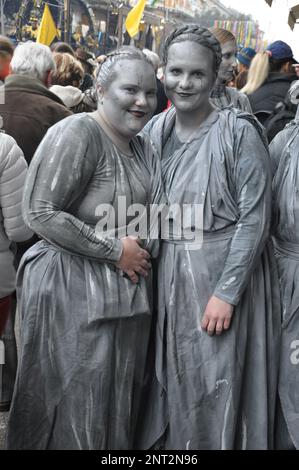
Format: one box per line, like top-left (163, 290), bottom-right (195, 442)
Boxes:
top-left (163, 24), bottom-right (222, 76)
top-left (96, 46), bottom-right (154, 90)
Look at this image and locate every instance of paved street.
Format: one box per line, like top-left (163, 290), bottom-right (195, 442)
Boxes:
top-left (0, 411), bottom-right (8, 449)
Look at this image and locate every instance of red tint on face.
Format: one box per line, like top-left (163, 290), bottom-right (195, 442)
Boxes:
top-left (0, 55), bottom-right (12, 81)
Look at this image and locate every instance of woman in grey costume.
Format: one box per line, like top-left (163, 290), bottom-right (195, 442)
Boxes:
top-left (209, 27), bottom-right (252, 113)
top-left (270, 84), bottom-right (299, 449)
top-left (140, 25), bottom-right (281, 450)
top-left (6, 47), bottom-right (163, 450)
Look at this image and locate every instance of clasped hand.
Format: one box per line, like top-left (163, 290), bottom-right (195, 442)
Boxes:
top-left (117, 236), bottom-right (151, 284)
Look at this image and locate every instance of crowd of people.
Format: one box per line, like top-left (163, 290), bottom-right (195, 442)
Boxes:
top-left (0, 23), bottom-right (299, 450)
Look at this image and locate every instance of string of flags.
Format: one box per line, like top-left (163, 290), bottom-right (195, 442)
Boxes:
top-left (29, 1), bottom-right (269, 53)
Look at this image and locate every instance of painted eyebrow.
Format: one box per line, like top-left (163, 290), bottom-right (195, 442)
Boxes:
top-left (168, 66), bottom-right (206, 73)
top-left (121, 83), bottom-right (157, 89)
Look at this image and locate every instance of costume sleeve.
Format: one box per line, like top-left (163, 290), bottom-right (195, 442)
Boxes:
top-left (22, 116), bottom-right (122, 263)
top-left (137, 134), bottom-right (166, 257)
top-left (238, 92), bottom-right (252, 113)
top-left (142, 113), bottom-right (162, 138)
top-left (270, 124), bottom-right (296, 176)
top-left (213, 119), bottom-right (271, 305)
top-left (270, 123), bottom-right (299, 233)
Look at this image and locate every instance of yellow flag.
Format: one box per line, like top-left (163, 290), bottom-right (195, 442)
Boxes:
top-left (125, 0), bottom-right (147, 38)
top-left (36, 4), bottom-right (58, 46)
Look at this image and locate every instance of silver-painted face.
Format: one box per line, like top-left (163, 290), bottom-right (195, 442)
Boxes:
top-left (164, 41), bottom-right (216, 114)
top-left (217, 40), bottom-right (237, 84)
top-left (100, 59), bottom-right (157, 139)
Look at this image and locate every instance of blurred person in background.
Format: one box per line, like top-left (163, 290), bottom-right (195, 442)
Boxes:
top-left (51, 53), bottom-right (96, 113)
top-left (0, 36), bottom-right (14, 84)
top-left (143, 49), bottom-right (168, 115)
top-left (235, 46), bottom-right (256, 90)
top-left (0, 42), bottom-right (72, 166)
top-left (209, 27), bottom-right (252, 112)
top-left (0, 42), bottom-right (72, 413)
top-left (75, 47), bottom-right (97, 92)
top-left (292, 64), bottom-right (299, 78)
top-left (0, 125), bottom-right (32, 411)
top-left (51, 41), bottom-right (75, 56)
top-left (242, 41), bottom-right (297, 123)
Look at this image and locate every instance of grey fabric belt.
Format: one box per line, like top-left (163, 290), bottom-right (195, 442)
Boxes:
top-left (163, 227), bottom-right (235, 245)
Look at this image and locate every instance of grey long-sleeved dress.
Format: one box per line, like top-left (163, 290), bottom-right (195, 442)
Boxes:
top-left (6, 113), bottom-right (163, 450)
top-left (271, 116), bottom-right (299, 449)
top-left (140, 107), bottom-right (281, 450)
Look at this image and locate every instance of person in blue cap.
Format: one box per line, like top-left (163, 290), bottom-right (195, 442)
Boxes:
top-left (242, 40), bottom-right (297, 127)
top-left (235, 47), bottom-right (256, 89)
top-left (237, 46), bottom-right (256, 70)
